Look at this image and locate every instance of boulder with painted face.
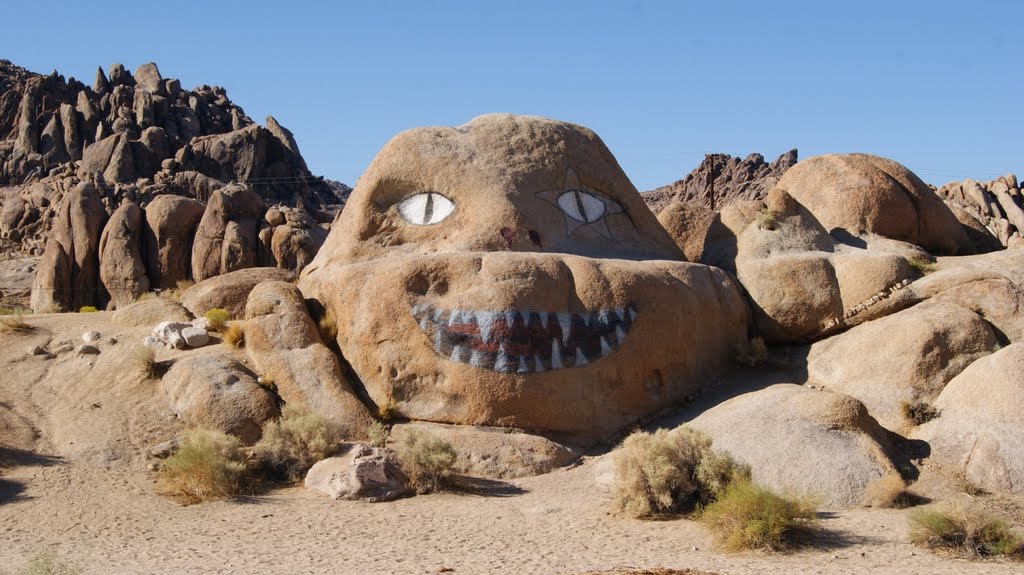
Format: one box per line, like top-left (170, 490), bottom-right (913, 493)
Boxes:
top-left (299, 114), bottom-right (749, 442)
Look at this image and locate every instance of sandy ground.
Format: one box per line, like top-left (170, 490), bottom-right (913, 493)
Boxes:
top-left (1, 312), bottom-right (1022, 575)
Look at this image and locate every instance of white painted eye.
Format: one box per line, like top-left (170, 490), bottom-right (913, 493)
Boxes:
top-left (557, 190), bottom-right (608, 223)
top-left (397, 192), bottom-right (455, 225)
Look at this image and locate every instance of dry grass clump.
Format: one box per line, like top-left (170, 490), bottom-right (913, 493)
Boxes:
top-left (909, 504), bottom-right (1023, 558)
top-left (254, 404), bottom-right (343, 483)
top-left (204, 308), bottom-right (230, 332)
top-left (222, 322), bottom-right (245, 348)
top-left (863, 473), bottom-right (922, 508)
top-left (611, 427), bottom-right (749, 518)
top-left (367, 420), bottom-right (391, 448)
top-left (317, 310), bottom-right (338, 343)
top-left (77, 306), bottom-right (97, 313)
top-left (126, 344), bottom-right (156, 379)
top-left (12, 549), bottom-right (82, 575)
top-left (396, 430), bottom-right (457, 494)
top-left (155, 428), bottom-right (247, 505)
top-left (900, 400), bottom-right (940, 426)
top-left (0, 313), bottom-right (35, 335)
top-left (700, 478), bottom-right (818, 551)
top-left (737, 336), bottom-right (768, 367)
top-left (908, 257), bottom-right (938, 275)
top-left (756, 207), bottom-right (778, 231)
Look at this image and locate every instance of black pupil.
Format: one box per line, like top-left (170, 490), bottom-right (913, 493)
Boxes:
top-left (424, 192), bottom-right (435, 223)
top-left (572, 190), bottom-right (589, 222)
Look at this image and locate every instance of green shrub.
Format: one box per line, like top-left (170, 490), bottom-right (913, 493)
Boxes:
top-left (900, 400), bottom-right (940, 426)
top-left (367, 420), bottom-right (390, 448)
top-left (908, 257), bottom-right (938, 275)
top-left (155, 428), bottom-right (246, 504)
top-left (700, 478), bottom-right (818, 551)
top-left (254, 404), bottom-right (342, 482)
top-left (204, 308), bottom-right (230, 332)
top-left (77, 306), bottom-right (97, 313)
top-left (611, 427), bottom-right (747, 518)
top-left (909, 505), bottom-right (1023, 558)
top-left (397, 430), bottom-right (457, 494)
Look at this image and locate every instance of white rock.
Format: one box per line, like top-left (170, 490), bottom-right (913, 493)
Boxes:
top-left (191, 317), bottom-right (211, 331)
top-left (143, 335), bottom-right (163, 349)
top-left (152, 321), bottom-right (191, 345)
top-left (167, 331), bottom-right (187, 350)
top-left (305, 446), bottom-right (411, 502)
top-left (82, 331), bottom-right (101, 342)
top-left (182, 326), bottom-right (210, 348)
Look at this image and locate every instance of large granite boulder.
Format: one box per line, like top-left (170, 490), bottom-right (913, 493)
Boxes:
top-left (180, 266), bottom-right (295, 318)
top-left (304, 445), bottom-right (411, 502)
top-left (191, 183), bottom-right (266, 281)
top-left (299, 114), bottom-right (750, 442)
top-left (98, 201), bottom-right (150, 307)
top-left (775, 153), bottom-right (970, 255)
top-left (142, 194), bottom-right (206, 289)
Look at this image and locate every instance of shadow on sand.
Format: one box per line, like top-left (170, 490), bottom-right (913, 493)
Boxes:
top-left (0, 445), bottom-right (63, 505)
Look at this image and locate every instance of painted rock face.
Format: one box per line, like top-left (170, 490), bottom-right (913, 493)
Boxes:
top-left (300, 114), bottom-right (748, 441)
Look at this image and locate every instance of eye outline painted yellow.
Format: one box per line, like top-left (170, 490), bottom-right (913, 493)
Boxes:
top-left (396, 192), bottom-right (456, 226)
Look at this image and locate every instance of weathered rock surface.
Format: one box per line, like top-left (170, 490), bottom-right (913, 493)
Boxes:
top-left (935, 174), bottom-right (1019, 250)
top-left (161, 355), bottom-right (279, 443)
top-left (98, 201), bottom-right (149, 307)
top-left (142, 194), bottom-right (205, 289)
top-left (111, 297), bottom-right (192, 326)
top-left (775, 153), bottom-right (970, 255)
top-left (656, 201), bottom-right (714, 263)
top-left (689, 384), bottom-right (901, 508)
top-left (300, 114), bottom-right (750, 442)
top-left (180, 266), bottom-right (295, 318)
top-left (190, 183), bottom-right (266, 281)
top-left (304, 446), bottom-right (412, 502)
top-left (912, 344), bottom-right (1024, 495)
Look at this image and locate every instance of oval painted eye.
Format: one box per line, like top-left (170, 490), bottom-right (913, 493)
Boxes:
top-left (397, 192), bottom-right (456, 225)
top-left (556, 190), bottom-right (607, 223)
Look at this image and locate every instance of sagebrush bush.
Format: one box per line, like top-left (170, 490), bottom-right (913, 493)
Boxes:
top-left (611, 427), bottom-right (747, 518)
top-left (367, 420), bottom-right (390, 448)
top-left (700, 478), bottom-right (818, 551)
top-left (862, 473), bottom-right (917, 509)
top-left (155, 428), bottom-right (246, 504)
top-left (254, 404), bottom-right (342, 482)
top-left (204, 308), bottom-right (230, 332)
top-left (900, 400), bottom-right (940, 426)
top-left (77, 306), bottom-right (97, 313)
top-left (756, 208), bottom-right (778, 231)
top-left (0, 313), bottom-right (34, 335)
top-left (18, 549), bottom-right (81, 575)
top-left (127, 344), bottom-right (156, 378)
top-left (397, 430), bottom-right (457, 494)
top-left (318, 310), bottom-right (338, 344)
top-left (222, 322), bottom-right (245, 348)
top-left (909, 505), bottom-right (1023, 558)
top-left (908, 257), bottom-right (938, 275)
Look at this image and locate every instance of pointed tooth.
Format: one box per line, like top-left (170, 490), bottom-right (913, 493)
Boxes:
top-left (419, 316), bottom-right (429, 330)
top-left (518, 355), bottom-right (530, 374)
top-left (469, 349), bottom-right (483, 367)
top-left (477, 311), bottom-right (496, 343)
top-left (451, 345), bottom-right (463, 363)
top-left (534, 354), bottom-right (545, 372)
top-left (448, 309), bottom-right (461, 326)
top-left (557, 313), bottom-right (572, 345)
top-left (598, 310), bottom-right (611, 328)
top-left (616, 325), bottom-right (626, 343)
top-left (600, 336), bottom-right (612, 356)
top-left (494, 345), bottom-right (511, 372)
top-left (434, 329), bottom-right (444, 350)
top-left (503, 310), bottom-right (519, 327)
top-left (615, 307), bottom-right (626, 322)
top-left (626, 306), bottom-right (637, 322)
top-left (576, 349), bottom-right (589, 366)
top-left (551, 339), bottom-right (563, 369)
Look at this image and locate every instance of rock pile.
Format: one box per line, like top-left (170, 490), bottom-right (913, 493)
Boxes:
top-left (934, 174), bottom-right (1020, 250)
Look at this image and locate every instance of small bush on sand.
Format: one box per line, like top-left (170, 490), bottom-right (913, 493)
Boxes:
top-left (611, 427), bottom-right (748, 518)
top-left (18, 549), bottom-right (81, 575)
top-left (863, 473), bottom-right (920, 509)
top-left (756, 207), bottom-right (778, 231)
top-left (0, 313), bottom-right (34, 335)
top-left (127, 344), bottom-right (156, 378)
top-left (155, 428), bottom-right (246, 504)
top-left (900, 400), bottom-right (940, 426)
top-left (222, 322), bottom-right (245, 348)
top-left (700, 478), bottom-right (818, 551)
top-left (254, 404), bottom-right (343, 483)
top-left (204, 308), bottom-right (230, 332)
top-left (317, 310), bottom-right (338, 344)
top-left (908, 257), bottom-right (938, 275)
top-left (367, 420), bottom-right (391, 448)
top-left (909, 505), bottom-right (1023, 558)
top-left (397, 430), bottom-right (457, 494)
top-left (77, 306), bottom-right (97, 313)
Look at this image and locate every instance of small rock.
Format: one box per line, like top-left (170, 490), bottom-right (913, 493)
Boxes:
top-left (191, 317), bottom-right (211, 331)
top-left (149, 438), bottom-right (180, 459)
top-left (77, 344), bottom-right (100, 355)
top-left (143, 335), bottom-right (163, 349)
top-left (305, 445), bottom-right (412, 502)
top-left (107, 337), bottom-right (118, 344)
top-left (29, 345), bottom-right (48, 356)
top-left (82, 331), bottom-right (101, 342)
top-left (167, 332), bottom-right (186, 350)
top-left (182, 326), bottom-right (210, 347)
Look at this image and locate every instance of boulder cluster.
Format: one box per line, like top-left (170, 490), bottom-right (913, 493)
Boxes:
top-left (935, 173), bottom-right (1022, 250)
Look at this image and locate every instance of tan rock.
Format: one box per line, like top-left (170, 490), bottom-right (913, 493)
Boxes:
top-left (304, 446), bottom-right (411, 502)
top-left (300, 114), bottom-right (749, 441)
top-left (142, 194), bottom-right (206, 289)
top-left (656, 201), bottom-right (714, 262)
top-left (99, 202), bottom-right (150, 308)
top-left (776, 154), bottom-right (970, 255)
top-left (191, 183), bottom-right (266, 282)
top-left (111, 297), bottom-right (192, 327)
top-left (161, 355), bottom-right (280, 443)
top-left (689, 384), bottom-right (900, 508)
top-left (271, 224), bottom-right (327, 273)
top-left (180, 266), bottom-right (295, 319)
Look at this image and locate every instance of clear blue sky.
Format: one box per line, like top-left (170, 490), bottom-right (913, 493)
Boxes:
top-left (3, 1), bottom-right (1022, 191)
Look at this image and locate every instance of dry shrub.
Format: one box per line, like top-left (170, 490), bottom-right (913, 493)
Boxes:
top-left (127, 344), bottom-right (156, 379)
top-left (254, 404), bottom-right (343, 482)
top-left (737, 336), bottom-right (768, 367)
top-left (318, 310), bottom-right (338, 343)
top-left (367, 420), bottom-right (390, 448)
top-left (222, 322), bottom-right (245, 348)
top-left (611, 427), bottom-right (748, 518)
top-left (756, 208), bottom-right (778, 231)
top-left (908, 257), bottom-right (938, 275)
top-left (397, 430), bottom-right (457, 494)
top-left (909, 504), bottom-right (1023, 558)
top-left (863, 473), bottom-right (920, 508)
top-left (77, 306), bottom-right (97, 313)
top-left (17, 549), bottom-right (81, 575)
top-left (155, 428), bottom-right (246, 504)
top-left (0, 313), bottom-right (34, 335)
top-left (204, 308), bottom-right (230, 332)
top-left (900, 400), bottom-right (940, 426)
top-left (700, 478), bottom-right (818, 551)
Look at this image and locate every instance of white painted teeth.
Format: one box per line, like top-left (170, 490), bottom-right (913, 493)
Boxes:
top-left (448, 309), bottom-right (461, 326)
top-left (517, 355), bottom-right (529, 374)
top-left (616, 325), bottom-right (626, 345)
top-left (551, 339), bottom-right (564, 369)
top-left (476, 311), bottom-right (496, 343)
top-left (469, 349), bottom-right (483, 367)
top-left (576, 350), bottom-right (589, 366)
top-left (557, 312), bottom-right (572, 345)
top-left (600, 337), bottom-right (612, 356)
top-left (534, 354), bottom-right (545, 372)
top-left (451, 345), bottom-right (463, 363)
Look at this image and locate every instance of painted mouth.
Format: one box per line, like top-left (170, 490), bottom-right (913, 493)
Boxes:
top-left (411, 303), bottom-right (637, 373)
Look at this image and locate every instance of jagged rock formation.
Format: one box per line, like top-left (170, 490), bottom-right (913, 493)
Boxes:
top-left (0, 60), bottom-right (346, 311)
top-left (643, 149), bottom-right (798, 213)
top-left (935, 174), bottom-right (1020, 250)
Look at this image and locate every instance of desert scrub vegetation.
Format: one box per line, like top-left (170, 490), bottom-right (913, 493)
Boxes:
top-left (77, 305), bottom-right (97, 313)
top-left (907, 257), bottom-right (938, 275)
top-left (756, 207), bottom-right (779, 231)
top-left (611, 427), bottom-right (750, 518)
top-left (0, 312), bottom-right (34, 335)
top-left (909, 504), bottom-right (1023, 558)
top-left (126, 344), bottom-right (156, 378)
top-left (900, 400), bottom-right (940, 426)
top-left (155, 428), bottom-right (247, 505)
top-left (737, 336), bottom-right (768, 367)
top-left (204, 308), bottom-right (230, 332)
top-left (254, 404), bottom-right (343, 482)
top-left (396, 430), bottom-right (458, 494)
top-left (367, 420), bottom-right (391, 448)
top-left (317, 309), bottom-right (338, 343)
top-left (700, 478), bottom-right (819, 551)
top-left (3, 549), bottom-right (82, 575)
top-left (222, 322), bottom-right (245, 348)
top-left (863, 473), bottom-right (922, 509)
